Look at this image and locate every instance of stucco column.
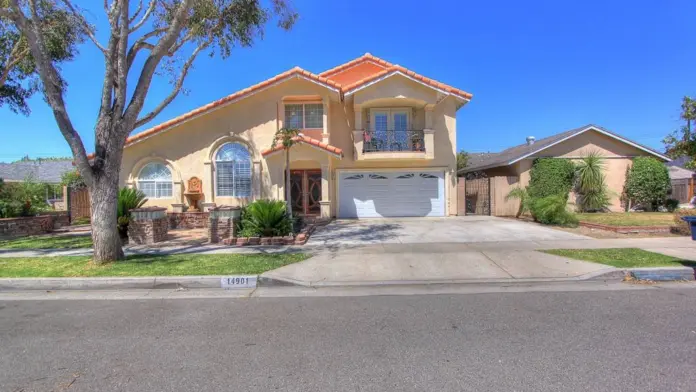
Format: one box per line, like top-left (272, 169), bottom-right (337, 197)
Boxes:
top-left (424, 104), bottom-right (435, 129)
top-left (203, 160), bottom-right (214, 204)
top-left (354, 104), bottom-right (362, 130)
top-left (423, 129), bottom-right (435, 159)
top-left (320, 163), bottom-right (331, 219)
top-left (253, 161), bottom-right (262, 200)
top-left (322, 97), bottom-right (329, 144)
top-left (352, 130), bottom-right (364, 161)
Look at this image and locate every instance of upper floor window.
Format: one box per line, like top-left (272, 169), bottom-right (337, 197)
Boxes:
top-left (215, 143), bottom-right (251, 197)
top-left (285, 103), bottom-right (323, 129)
top-left (138, 162), bottom-right (173, 198)
top-left (370, 108), bottom-right (410, 131)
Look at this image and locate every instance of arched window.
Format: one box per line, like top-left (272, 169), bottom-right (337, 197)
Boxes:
top-left (138, 162), bottom-right (173, 198)
top-left (215, 143), bottom-right (251, 197)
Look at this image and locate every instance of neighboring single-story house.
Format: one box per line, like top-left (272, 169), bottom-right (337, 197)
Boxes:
top-left (119, 53), bottom-right (472, 218)
top-left (0, 159), bottom-right (74, 184)
top-left (460, 125), bottom-right (671, 212)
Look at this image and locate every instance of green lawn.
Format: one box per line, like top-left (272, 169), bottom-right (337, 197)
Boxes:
top-left (575, 212), bottom-right (673, 227)
top-left (0, 253), bottom-right (309, 277)
top-left (542, 248), bottom-right (692, 268)
top-left (0, 234), bottom-right (93, 249)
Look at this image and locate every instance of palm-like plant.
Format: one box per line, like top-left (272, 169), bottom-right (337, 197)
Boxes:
top-left (575, 151), bottom-right (611, 212)
top-left (505, 187), bottom-right (531, 218)
top-left (240, 199), bottom-right (292, 237)
top-left (271, 127), bottom-right (300, 218)
top-left (117, 188), bottom-right (148, 239)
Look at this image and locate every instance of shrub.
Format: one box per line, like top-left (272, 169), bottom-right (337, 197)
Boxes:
top-left (528, 158), bottom-right (576, 200)
top-left (117, 188), bottom-right (148, 239)
top-left (530, 194), bottom-right (579, 227)
top-left (664, 198), bottom-right (680, 213)
top-left (505, 187), bottom-right (531, 218)
top-left (673, 208), bottom-right (696, 235)
top-left (238, 199), bottom-right (292, 237)
top-left (60, 170), bottom-right (86, 188)
top-left (574, 151), bottom-right (611, 212)
top-left (625, 157), bottom-right (670, 211)
top-left (0, 175), bottom-right (52, 218)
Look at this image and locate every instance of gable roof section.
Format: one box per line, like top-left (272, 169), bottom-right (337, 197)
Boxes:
top-left (319, 53), bottom-right (393, 86)
top-left (462, 125), bottom-right (670, 173)
top-left (261, 134), bottom-right (343, 158)
top-left (122, 67), bottom-right (340, 148)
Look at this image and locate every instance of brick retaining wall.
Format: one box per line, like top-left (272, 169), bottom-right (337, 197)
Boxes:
top-left (168, 212), bottom-right (209, 229)
top-left (0, 212), bottom-right (70, 238)
top-left (128, 217), bottom-right (169, 244)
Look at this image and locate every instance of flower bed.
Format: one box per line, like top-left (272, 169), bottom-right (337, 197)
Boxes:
top-left (221, 220), bottom-right (323, 246)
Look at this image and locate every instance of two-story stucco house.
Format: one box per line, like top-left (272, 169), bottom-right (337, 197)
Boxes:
top-left (120, 53), bottom-right (472, 219)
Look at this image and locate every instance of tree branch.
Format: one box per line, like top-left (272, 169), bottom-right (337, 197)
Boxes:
top-left (0, 40), bottom-right (30, 87)
top-left (58, 0), bottom-right (108, 55)
top-left (134, 41), bottom-right (209, 128)
top-left (123, 0), bottom-right (192, 124)
top-left (125, 27), bottom-right (165, 71)
top-left (128, 0), bottom-right (144, 24)
top-left (112, 0), bottom-right (130, 117)
top-left (9, 0), bottom-right (93, 186)
top-left (129, 0), bottom-right (156, 32)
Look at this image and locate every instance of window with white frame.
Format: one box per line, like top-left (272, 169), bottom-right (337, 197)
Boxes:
top-left (284, 103), bottom-right (323, 129)
top-left (215, 143), bottom-right (251, 197)
top-left (138, 162), bottom-right (173, 198)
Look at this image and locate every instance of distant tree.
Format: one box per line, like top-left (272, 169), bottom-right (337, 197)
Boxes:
top-left (60, 169), bottom-right (85, 188)
top-left (0, 0), bottom-right (83, 115)
top-left (1, 0), bottom-right (297, 263)
top-left (456, 150), bottom-right (469, 171)
top-left (663, 96), bottom-right (696, 169)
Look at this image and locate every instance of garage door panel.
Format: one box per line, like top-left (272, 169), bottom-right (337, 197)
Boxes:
top-left (338, 171), bottom-right (445, 218)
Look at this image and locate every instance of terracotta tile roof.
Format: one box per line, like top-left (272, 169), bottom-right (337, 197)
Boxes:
top-left (122, 67), bottom-right (340, 148)
top-left (261, 134), bottom-right (343, 158)
top-left (341, 64), bottom-right (473, 101)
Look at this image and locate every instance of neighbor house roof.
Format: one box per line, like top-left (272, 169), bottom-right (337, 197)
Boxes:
top-left (0, 159), bottom-right (74, 183)
top-left (461, 124), bottom-right (671, 173)
top-left (107, 53), bottom-right (472, 153)
top-left (261, 134), bottom-right (343, 158)
top-left (668, 165), bottom-right (695, 180)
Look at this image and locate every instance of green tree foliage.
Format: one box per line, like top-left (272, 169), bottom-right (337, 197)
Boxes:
top-left (625, 157), bottom-right (671, 211)
top-left (116, 187), bottom-right (147, 238)
top-left (0, 0), bottom-right (83, 115)
top-left (528, 158), bottom-right (576, 199)
top-left (238, 199), bottom-right (292, 237)
top-left (663, 96), bottom-right (696, 169)
top-left (575, 151), bottom-right (611, 212)
top-left (0, 174), bottom-right (52, 217)
top-left (60, 169), bottom-right (85, 188)
top-left (456, 150), bottom-right (469, 172)
top-left (504, 187), bottom-right (530, 218)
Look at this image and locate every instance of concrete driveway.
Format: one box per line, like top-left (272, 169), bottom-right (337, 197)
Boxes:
top-left (307, 216), bottom-right (588, 247)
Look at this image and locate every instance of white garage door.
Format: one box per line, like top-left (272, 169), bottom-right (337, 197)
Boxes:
top-left (338, 171), bottom-right (445, 218)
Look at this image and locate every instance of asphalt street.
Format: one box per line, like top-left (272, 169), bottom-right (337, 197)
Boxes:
top-left (2, 287), bottom-right (696, 391)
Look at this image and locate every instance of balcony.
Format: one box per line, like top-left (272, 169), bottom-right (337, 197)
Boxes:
top-left (353, 129), bottom-right (434, 160)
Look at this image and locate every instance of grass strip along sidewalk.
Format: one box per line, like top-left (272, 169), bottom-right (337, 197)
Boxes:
top-left (0, 235), bottom-right (93, 250)
top-left (0, 253), bottom-right (308, 278)
top-left (574, 212), bottom-right (673, 227)
top-left (543, 248), bottom-right (694, 268)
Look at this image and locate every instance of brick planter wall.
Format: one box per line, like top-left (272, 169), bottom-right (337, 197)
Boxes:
top-left (578, 221), bottom-right (672, 234)
top-left (0, 215), bottom-right (53, 238)
top-left (167, 212), bottom-right (209, 229)
top-left (128, 208), bottom-right (169, 245)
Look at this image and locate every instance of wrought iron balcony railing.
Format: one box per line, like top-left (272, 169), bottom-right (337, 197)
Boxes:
top-left (362, 130), bottom-right (425, 153)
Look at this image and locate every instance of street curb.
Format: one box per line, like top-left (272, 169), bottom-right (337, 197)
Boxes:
top-left (0, 276), bottom-right (229, 291)
top-left (628, 267), bottom-right (695, 281)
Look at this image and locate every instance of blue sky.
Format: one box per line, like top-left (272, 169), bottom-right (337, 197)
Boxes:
top-left (1, 0), bottom-right (694, 162)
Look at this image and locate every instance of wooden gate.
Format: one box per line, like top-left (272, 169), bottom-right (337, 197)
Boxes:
top-left (68, 187), bottom-right (91, 223)
top-left (463, 177), bottom-right (490, 215)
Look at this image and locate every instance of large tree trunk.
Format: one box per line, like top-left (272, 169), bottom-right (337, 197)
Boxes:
top-left (285, 149), bottom-right (292, 219)
top-left (89, 173), bottom-right (124, 263)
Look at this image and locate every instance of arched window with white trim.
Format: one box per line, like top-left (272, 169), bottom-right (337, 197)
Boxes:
top-left (215, 143), bottom-right (251, 197)
top-left (138, 162), bottom-right (173, 198)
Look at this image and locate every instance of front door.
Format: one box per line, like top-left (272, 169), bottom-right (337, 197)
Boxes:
top-left (290, 170), bottom-right (322, 216)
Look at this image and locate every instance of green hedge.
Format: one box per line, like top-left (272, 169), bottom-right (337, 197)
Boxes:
top-left (625, 157), bottom-right (671, 211)
top-left (528, 158), bottom-right (576, 199)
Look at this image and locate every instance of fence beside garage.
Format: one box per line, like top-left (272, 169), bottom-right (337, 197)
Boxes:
top-left (458, 176), bottom-right (521, 217)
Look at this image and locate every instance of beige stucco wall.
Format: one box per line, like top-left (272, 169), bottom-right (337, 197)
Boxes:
top-left (482, 129), bottom-right (662, 213)
top-left (121, 75), bottom-right (462, 217)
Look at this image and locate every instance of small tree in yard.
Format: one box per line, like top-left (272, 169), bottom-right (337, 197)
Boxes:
top-left (574, 150), bottom-right (611, 212)
top-left (625, 157), bottom-right (671, 211)
top-left (2, 0), bottom-right (297, 263)
top-left (271, 127), bottom-right (299, 218)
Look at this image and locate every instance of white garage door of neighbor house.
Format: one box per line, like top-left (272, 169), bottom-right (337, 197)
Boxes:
top-left (338, 171), bottom-right (445, 218)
